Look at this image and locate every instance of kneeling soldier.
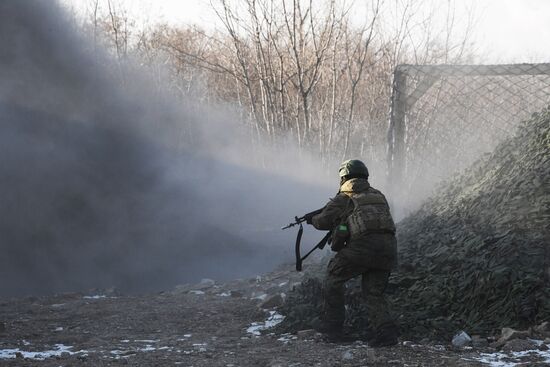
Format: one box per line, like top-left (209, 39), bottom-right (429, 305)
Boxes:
top-left (306, 159), bottom-right (399, 346)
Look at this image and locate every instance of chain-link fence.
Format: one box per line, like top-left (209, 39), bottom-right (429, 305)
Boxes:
top-left (386, 63), bottom-right (550, 216)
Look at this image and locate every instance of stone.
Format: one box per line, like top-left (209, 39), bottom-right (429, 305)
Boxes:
top-left (194, 279), bottom-right (215, 290)
top-left (173, 284), bottom-right (192, 294)
top-left (296, 329), bottom-right (317, 339)
top-left (341, 350), bottom-right (353, 360)
top-left (492, 327), bottom-right (530, 348)
top-left (366, 349), bottom-right (386, 364)
top-left (452, 331), bottom-right (472, 347)
top-left (534, 321), bottom-right (550, 336)
top-left (259, 294), bottom-right (284, 309)
top-left (0, 321), bottom-right (5, 332)
top-left (538, 343), bottom-right (549, 351)
top-left (230, 291), bottom-right (243, 298)
top-left (501, 338), bottom-right (537, 352)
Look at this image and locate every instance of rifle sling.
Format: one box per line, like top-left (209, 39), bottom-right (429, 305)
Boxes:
top-left (295, 223), bottom-right (304, 271)
top-left (295, 230), bottom-right (331, 272)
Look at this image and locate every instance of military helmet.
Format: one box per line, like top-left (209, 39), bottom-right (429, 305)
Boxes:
top-left (338, 159), bottom-right (369, 178)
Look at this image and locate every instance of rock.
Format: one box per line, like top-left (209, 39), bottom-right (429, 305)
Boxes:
top-left (268, 359), bottom-right (287, 367)
top-left (366, 349), bottom-right (386, 364)
top-left (259, 294), bottom-right (284, 309)
top-left (452, 331), bottom-right (472, 347)
top-left (534, 321), bottom-right (550, 336)
top-left (173, 279), bottom-right (216, 294)
top-left (538, 343), bottom-right (549, 351)
top-left (296, 329), bottom-right (317, 339)
top-left (173, 284), bottom-right (192, 294)
top-left (544, 337), bottom-right (550, 344)
top-left (471, 335), bottom-right (488, 348)
top-left (195, 279), bottom-right (215, 290)
top-left (491, 327), bottom-right (530, 348)
top-left (501, 338), bottom-right (537, 352)
top-left (0, 321), bottom-right (5, 332)
top-left (341, 349), bottom-right (353, 360)
top-left (230, 291), bottom-right (243, 298)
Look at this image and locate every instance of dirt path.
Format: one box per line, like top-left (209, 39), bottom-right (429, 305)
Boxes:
top-left (0, 267), bottom-right (544, 366)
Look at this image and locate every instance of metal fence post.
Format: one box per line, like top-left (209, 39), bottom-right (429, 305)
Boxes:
top-left (387, 66), bottom-right (407, 203)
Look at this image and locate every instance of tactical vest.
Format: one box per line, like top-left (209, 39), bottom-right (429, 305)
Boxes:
top-left (345, 188), bottom-right (396, 237)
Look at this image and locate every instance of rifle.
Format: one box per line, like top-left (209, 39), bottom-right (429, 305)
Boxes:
top-left (281, 208), bottom-right (323, 230)
top-left (282, 208), bottom-right (331, 271)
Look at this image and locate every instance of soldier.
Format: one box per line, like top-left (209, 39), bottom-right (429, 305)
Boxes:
top-left (306, 159), bottom-right (399, 346)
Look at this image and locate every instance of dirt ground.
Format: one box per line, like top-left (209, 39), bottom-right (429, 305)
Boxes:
top-left (1, 266), bottom-right (548, 367)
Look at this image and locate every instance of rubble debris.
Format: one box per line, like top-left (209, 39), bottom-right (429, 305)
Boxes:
top-left (535, 321), bottom-right (550, 337)
top-left (259, 294), bottom-right (284, 309)
top-left (491, 327), bottom-right (531, 348)
top-left (279, 107), bottom-right (550, 340)
top-left (502, 339), bottom-right (538, 352)
top-left (452, 331), bottom-right (472, 348)
top-left (341, 349), bottom-right (354, 360)
top-left (296, 329), bottom-right (318, 339)
top-left (247, 311), bottom-right (285, 336)
top-left (198, 279), bottom-right (216, 289)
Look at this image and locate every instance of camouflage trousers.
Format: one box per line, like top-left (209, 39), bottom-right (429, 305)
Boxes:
top-left (323, 253), bottom-right (395, 331)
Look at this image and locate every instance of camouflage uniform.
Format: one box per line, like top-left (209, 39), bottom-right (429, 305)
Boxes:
top-left (311, 177), bottom-right (397, 334)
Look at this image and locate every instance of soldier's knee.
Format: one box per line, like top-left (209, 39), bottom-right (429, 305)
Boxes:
top-left (324, 276), bottom-right (343, 293)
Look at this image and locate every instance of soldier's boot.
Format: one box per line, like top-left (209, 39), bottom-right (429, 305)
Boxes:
top-left (359, 327), bottom-right (377, 343)
top-left (369, 322), bottom-right (399, 347)
top-left (310, 317), bottom-right (357, 342)
top-left (310, 317), bottom-right (342, 335)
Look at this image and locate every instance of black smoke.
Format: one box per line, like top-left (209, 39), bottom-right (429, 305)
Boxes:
top-left (0, 1), bottom-right (330, 297)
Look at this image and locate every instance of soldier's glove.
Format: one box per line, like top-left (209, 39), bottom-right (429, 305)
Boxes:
top-left (304, 213), bottom-right (314, 225)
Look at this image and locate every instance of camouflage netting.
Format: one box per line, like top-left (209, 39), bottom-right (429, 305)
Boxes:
top-left (278, 107), bottom-right (550, 340)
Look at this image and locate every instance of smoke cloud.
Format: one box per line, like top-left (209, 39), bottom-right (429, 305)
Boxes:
top-left (0, 0), bottom-right (331, 297)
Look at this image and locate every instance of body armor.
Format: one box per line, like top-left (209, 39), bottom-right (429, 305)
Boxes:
top-left (346, 188), bottom-right (396, 238)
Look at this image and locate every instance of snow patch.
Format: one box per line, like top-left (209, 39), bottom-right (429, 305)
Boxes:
top-left (83, 295), bottom-right (107, 299)
top-left (218, 292), bottom-right (230, 297)
top-left (189, 290), bottom-right (205, 295)
top-left (0, 344), bottom-right (81, 360)
top-left (468, 342), bottom-right (550, 367)
top-left (251, 293), bottom-right (267, 301)
top-left (192, 343), bottom-right (207, 352)
top-left (137, 345), bottom-right (157, 352)
top-left (246, 311), bottom-right (285, 336)
top-left (277, 333), bottom-right (298, 343)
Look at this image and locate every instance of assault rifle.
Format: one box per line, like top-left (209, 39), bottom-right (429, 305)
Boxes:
top-left (282, 208), bottom-right (331, 271)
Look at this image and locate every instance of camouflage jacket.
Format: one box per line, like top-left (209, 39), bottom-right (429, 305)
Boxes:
top-left (311, 178), bottom-right (397, 270)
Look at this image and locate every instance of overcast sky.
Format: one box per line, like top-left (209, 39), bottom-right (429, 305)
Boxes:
top-left (61, 0), bottom-right (550, 64)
